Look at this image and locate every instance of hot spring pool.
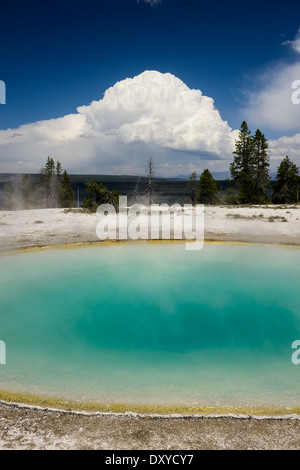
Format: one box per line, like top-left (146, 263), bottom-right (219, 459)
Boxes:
top-left (0, 242), bottom-right (299, 410)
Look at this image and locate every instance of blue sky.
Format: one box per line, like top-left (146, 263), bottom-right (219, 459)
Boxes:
top-left (1, 0), bottom-right (300, 176)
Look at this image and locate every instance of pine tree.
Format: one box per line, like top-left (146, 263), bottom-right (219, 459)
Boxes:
top-left (187, 171), bottom-right (198, 204)
top-left (196, 169), bottom-right (218, 204)
top-left (230, 121), bottom-right (255, 204)
top-left (59, 170), bottom-right (74, 208)
top-left (56, 161), bottom-right (62, 179)
top-left (40, 157), bottom-right (74, 208)
top-left (252, 129), bottom-right (270, 204)
top-left (272, 156), bottom-right (300, 204)
top-left (40, 156), bottom-right (59, 207)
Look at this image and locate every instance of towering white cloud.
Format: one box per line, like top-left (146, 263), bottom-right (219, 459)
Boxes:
top-left (78, 71), bottom-right (235, 154)
top-left (0, 71), bottom-right (237, 176)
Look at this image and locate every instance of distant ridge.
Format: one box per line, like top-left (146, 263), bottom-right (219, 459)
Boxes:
top-left (175, 171), bottom-right (230, 180)
top-left (0, 172), bottom-right (277, 182)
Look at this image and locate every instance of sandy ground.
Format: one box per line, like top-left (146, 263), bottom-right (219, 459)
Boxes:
top-left (0, 204), bottom-right (300, 450)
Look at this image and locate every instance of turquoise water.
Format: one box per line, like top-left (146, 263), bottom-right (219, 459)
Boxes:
top-left (0, 243), bottom-right (299, 408)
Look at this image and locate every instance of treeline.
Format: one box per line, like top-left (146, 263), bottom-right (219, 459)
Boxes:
top-left (0, 156), bottom-right (122, 211)
top-left (1, 156), bottom-right (74, 210)
top-left (188, 121), bottom-right (300, 205)
top-left (0, 155), bottom-right (124, 212)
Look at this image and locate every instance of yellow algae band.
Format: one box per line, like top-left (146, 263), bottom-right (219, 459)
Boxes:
top-left (1, 238), bottom-right (300, 258)
top-left (0, 390), bottom-right (299, 418)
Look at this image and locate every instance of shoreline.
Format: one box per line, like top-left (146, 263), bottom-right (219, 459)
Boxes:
top-left (0, 392), bottom-right (300, 421)
top-left (0, 393), bottom-right (300, 420)
top-left (1, 237), bottom-right (300, 258)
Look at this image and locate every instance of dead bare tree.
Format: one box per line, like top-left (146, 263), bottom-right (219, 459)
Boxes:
top-left (146, 157), bottom-right (155, 205)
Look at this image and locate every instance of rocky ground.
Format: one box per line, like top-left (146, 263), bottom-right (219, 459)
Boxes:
top-left (0, 403), bottom-right (300, 450)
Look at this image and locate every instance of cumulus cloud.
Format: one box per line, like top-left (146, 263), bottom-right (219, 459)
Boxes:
top-left (244, 63), bottom-right (300, 132)
top-left (78, 71), bottom-right (235, 153)
top-left (269, 133), bottom-right (300, 167)
top-left (245, 28), bottom-right (300, 132)
top-left (243, 27), bottom-right (300, 171)
top-left (0, 71), bottom-right (237, 176)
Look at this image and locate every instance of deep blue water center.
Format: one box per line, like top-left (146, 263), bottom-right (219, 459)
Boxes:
top-left (0, 243), bottom-right (299, 407)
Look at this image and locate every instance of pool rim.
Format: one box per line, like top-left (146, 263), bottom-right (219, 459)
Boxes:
top-left (1, 237), bottom-right (300, 259)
